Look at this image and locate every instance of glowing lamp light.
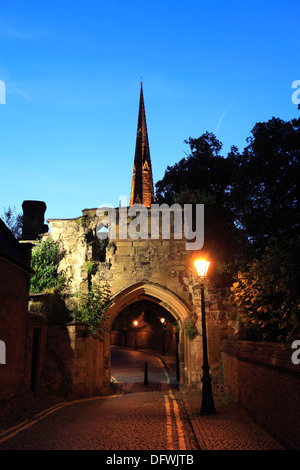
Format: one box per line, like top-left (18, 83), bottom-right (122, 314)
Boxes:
top-left (193, 257), bottom-right (216, 414)
top-left (160, 317), bottom-right (165, 324)
top-left (133, 320), bottom-right (138, 349)
top-left (194, 260), bottom-right (210, 278)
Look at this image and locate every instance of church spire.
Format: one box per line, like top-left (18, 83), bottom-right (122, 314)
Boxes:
top-left (130, 82), bottom-right (155, 207)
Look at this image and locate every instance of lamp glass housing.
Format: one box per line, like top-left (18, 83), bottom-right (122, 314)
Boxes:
top-left (194, 260), bottom-right (210, 277)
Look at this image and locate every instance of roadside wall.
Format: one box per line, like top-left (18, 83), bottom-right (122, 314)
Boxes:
top-left (0, 259), bottom-right (29, 403)
top-left (45, 324), bottom-right (106, 398)
top-left (222, 340), bottom-right (300, 450)
top-left (0, 257), bottom-right (47, 421)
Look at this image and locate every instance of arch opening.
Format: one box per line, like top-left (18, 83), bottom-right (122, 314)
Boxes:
top-left (111, 300), bottom-right (178, 353)
top-left (104, 282), bottom-right (193, 391)
top-left (110, 299), bottom-right (180, 388)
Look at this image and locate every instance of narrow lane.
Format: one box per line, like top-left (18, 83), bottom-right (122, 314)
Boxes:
top-left (0, 348), bottom-right (199, 450)
top-left (111, 346), bottom-right (173, 388)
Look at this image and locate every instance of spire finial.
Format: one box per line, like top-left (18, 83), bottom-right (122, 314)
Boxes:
top-left (130, 82), bottom-right (155, 208)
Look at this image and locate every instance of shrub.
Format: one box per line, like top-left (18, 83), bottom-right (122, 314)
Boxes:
top-left (230, 238), bottom-right (300, 343)
top-left (73, 285), bottom-right (111, 341)
top-left (185, 318), bottom-right (198, 339)
top-left (85, 260), bottom-right (97, 275)
top-left (30, 238), bottom-right (65, 293)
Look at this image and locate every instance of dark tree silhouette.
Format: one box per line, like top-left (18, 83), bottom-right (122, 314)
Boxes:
top-left (1, 206), bottom-right (23, 239)
top-left (227, 116), bottom-right (300, 255)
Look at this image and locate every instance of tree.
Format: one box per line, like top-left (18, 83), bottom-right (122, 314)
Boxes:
top-left (1, 206), bottom-right (23, 239)
top-left (155, 132), bottom-right (230, 206)
top-left (30, 238), bottom-right (65, 293)
top-left (230, 238), bottom-right (300, 343)
top-left (73, 285), bottom-right (111, 341)
top-left (227, 117), bottom-right (300, 255)
top-left (155, 132), bottom-right (244, 285)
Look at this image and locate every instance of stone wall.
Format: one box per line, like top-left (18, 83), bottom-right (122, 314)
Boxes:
top-left (221, 340), bottom-right (300, 450)
top-left (44, 324), bottom-right (107, 398)
top-left (43, 206), bottom-right (238, 395)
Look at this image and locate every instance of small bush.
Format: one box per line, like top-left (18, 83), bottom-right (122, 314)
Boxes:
top-left (30, 238), bottom-right (65, 293)
top-left (73, 285), bottom-right (111, 341)
top-left (230, 238), bottom-right (300, 343)
top-left (85, 260), bottom-right (97, 275)
top-left (185, 318), bottom-right (198, 339)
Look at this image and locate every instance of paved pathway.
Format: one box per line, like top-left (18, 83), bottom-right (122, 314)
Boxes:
top-left (183, 394), bottom-right (285, 451)
top-left (111, 346), bottom-right (177, 391)
top-left (0, 346), bottom-right (286, 451)
top-left (112, 346), bottom-right (285, 450)
top-left (149, 347), bottom-right (286, 451)
top-left (0, 391), bottom-right (198, 450)
top-left (0, 347), bottom-right (197, 451)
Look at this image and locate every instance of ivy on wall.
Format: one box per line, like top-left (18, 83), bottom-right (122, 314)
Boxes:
top-left (185, 318), bottom-right (198, 339)
top-left (73, 285), bottom-right (111, 341)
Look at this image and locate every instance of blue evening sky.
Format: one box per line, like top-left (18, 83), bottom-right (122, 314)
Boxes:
top-left (0, 0), bottom-right (299, 221)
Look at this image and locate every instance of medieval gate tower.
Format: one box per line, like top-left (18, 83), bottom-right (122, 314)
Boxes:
top-left (34, 83), bottom-right (238, 398)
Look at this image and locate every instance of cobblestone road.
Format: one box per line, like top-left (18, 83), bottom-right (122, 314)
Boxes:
top-left (111, 347), bottom-right (176, 388)
top-left (0, 347), bottom-right (199, 451)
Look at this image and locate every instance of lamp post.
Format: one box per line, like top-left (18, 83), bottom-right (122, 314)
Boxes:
top-left (160, 317), bottom-right (165, 356)
top-left (194, 259), bottom-right (216, 415)
top-left (133, 320), bottom-right (138, 349)
top-left (175, 329), bottom-right (180, 382)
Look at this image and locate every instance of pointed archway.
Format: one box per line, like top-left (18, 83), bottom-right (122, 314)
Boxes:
top-left (103, 281), bottom-right (194, 392)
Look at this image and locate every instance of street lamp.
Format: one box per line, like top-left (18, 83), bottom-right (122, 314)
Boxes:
top-left (194, 259), bottom-right (216, 415)
top-left (133, 320), bottom-right (138, 349)
top-left (160, 317), bottom-right (165, 356)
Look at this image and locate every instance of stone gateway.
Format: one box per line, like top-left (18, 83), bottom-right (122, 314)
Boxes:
top-left (25, 84), bottom-right (239, 398)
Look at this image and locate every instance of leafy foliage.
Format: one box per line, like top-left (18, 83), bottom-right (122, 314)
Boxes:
top-left (227, 117), bottom-right (300, 255)
top-left (155, 132), bottom-right (230, 206)
top-left (156, 133), bottom-right (245, 285)
top-left (185, 318), bottom-right (198, 339)
top-left (73, 285), bottom-right (111, 341)
top-left (1, 206), bottom-right (23, 239)
top-left (155, 114), bottom-right (300, 340)
top-left (30, 238), bottom-right (65, 293)
top-left (230, 239), bottom-right (300, 343)
top-left (85, 260), bottom-right (97, 275)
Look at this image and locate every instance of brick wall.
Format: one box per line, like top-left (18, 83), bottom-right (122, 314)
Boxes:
top-left (222, 340), bottom-right (300, 450)
top-left (0, 259), bottom-right (48, 420)
top-left (0, 259), bottom-right (29, 402)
